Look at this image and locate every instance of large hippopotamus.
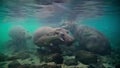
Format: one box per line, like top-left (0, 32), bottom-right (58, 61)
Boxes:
top-left (61, 22), bottom-right (111, 55)
top-left (33, 26), bottom-right (74, 47)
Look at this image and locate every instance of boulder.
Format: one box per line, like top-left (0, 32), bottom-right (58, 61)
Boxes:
top-left (64, 56), bottom-right (78, 66)
top-left (8, 61), bottom-right (21, 68)
top-left (75, 50), bottom-right (98, 65)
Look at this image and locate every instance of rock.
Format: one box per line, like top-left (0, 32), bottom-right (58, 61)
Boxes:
top-left (37, 47), bottom-right (51, 55)
top-left (60, 44), bottom-right (76, 56)
top-left (115, 63), bottom-right (120, 68)
top-left (37, 47), bottom-right (62, 62)
top-left (88, 64), bottom-right (105, 68)
top-left (0, 52), bottom-right (9, 62)
top-left (62, 23), bottom-right (111, 55)
top-left (11, 51), bottom-right (30, 60)
top-left (75, 50), bottom-right (98, 65)
top-left (0, 52), bottom-right (18, 62)
top-left (17, 63), bottom-right (61, 68)
top-left (41, 64), bottom-right (61, 68)
top-left (64, 56), bottom-right (78, 66)
top-left (8, 60), bottom-right (21, 68)
top-left (0, 62), bottom-right (7, 68)
top-left (88, 65), bottom-right (95, 68)
top-left (50, 53), bottom-right (63, 64)
top-left (52, 54), bottom-right (63, 64)
top-left (17, 64), bottom-right (31, 68)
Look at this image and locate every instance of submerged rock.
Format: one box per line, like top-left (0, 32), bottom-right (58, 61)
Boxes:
top-left (0, 53), bottom-right (9, 62)
top-left (88, 64), bottom-right (105, 68)
top-left (0, 52), bottom-right (18, 62)
top-left (41, 63), bottom-right (61, 68)
top-left (10, 63), bottom-right (61, 68)
top-left (50, 53), bottom-right (63, 64)
top-left (8, 60), bottom-right (21, 68)
top-left (60, 44), bottom-right (77, 56)
top-left (12, 51), bottom-right (30, 60)
top-left (64, 56), bottom-right (78, 66)
top-left (115, 63), bottom-right (120, 68)
top-left (0, 62), bottom-right (7, 68)
top-left (75, 50), bottom-right (98, 65)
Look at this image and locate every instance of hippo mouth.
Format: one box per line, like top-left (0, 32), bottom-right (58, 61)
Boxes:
top-left (59, 35), bottom-right (74, 46)
top-left (59, 36), bottom-right (65, 42)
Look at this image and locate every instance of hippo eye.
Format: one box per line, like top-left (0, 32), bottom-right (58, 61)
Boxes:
top-left (66, 31), bottom-right (69, 34)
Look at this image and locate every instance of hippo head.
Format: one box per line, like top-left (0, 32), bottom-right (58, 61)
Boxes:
top-left (53, 28), bottom-right (74, 45)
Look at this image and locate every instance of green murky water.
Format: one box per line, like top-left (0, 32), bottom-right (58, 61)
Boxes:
top-left (0, 0), bottom-right (120, 68)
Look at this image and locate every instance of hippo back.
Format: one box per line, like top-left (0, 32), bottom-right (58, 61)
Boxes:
top-left (33, 27), bottom-right (56, 43)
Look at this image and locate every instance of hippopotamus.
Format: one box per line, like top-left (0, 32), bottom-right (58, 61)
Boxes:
top-left (61, 22), bottom-right (111, 55)
top-left (33, 26), bottom-right (74, 47)
top-left (8, 26), bottom-right (32, 52)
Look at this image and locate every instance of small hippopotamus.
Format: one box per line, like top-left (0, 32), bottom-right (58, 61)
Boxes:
top-left (33, 26), bottom-right (74, 47)
top-left (8, 26), bottom-right (32, 52)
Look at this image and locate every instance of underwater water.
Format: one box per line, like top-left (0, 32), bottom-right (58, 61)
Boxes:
top-left (0, 0), bottom-right (120, 68)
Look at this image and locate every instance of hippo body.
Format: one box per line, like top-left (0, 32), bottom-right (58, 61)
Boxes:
top-left (33, 27), bottom-right (55, 43)
top-left (62, 23), bottom-right (111, 55)
top-left (33, 26), bottom-right (74, 47)
top-left (8, 26), bottom-right (31, 52)
top-left (33, 26), bottom-right (74, 61)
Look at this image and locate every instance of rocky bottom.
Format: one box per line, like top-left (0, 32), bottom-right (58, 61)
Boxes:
top-left (0, 51), bottom-right (116, 68)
